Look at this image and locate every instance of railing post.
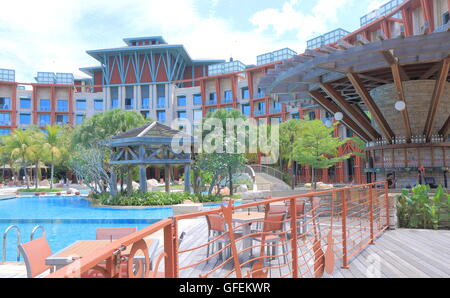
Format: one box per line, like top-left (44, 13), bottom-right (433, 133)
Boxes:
top-left (164, 218), bottom-right (178, 278)
top-left (384, 182), bottom-right (390, 229)
top-left (289, 198), bottom-right (299, 278)
top-left (369, 186), bottom-right (374, 245)
top-left (341, 190), bottom-right (349, 269)
top-left (222, 202), bottom-right (243, 278)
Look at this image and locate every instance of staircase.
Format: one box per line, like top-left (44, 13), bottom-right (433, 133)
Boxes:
top-left (254, 172), bottom-right (291, 191)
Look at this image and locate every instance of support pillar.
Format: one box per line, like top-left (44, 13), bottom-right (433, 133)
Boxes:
top-left (165, 164), bottom-right (170, 193)
top-left (139, 165), bottom-right (147, 193)
top-left (184, 164), bottom-right (191, 193)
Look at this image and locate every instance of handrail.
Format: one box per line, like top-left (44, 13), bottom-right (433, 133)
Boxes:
top-left (47, 181), bottom-right (390, 278)
top-left (250, 164), bottom-right (292, 186)
top-left (30, 225), bottom-right (46, 241)
top-left (2, 225), bottom-right (21, 263)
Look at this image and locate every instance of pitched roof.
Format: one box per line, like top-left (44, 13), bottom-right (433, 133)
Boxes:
top-left (112, 121), bottom-right (187, 140)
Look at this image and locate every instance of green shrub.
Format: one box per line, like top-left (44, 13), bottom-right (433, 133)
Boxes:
top-left (92, 191), bottom-right (225, 206)
top-left (397, 185), bottom-right (449, 230)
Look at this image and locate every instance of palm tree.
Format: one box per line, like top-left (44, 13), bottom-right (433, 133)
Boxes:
top-left (27, 129), bottom-right (46, 189)
top-left (43, 125), bottom-right (63, 189)
top-left (3, 130), bottom-right (34, 189)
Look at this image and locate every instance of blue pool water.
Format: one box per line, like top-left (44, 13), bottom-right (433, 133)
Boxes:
top-left (0, 196), bottom-right (172, 262)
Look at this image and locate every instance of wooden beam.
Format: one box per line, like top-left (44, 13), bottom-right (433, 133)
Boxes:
top-left (439, 115), bottom-right (450, 137)
top-left (320, 83), bottom-right (380, 140)
top-left (381, 50), bottom-right (409, 80)
top-left (309, 90), bottom-right (372, 141)
top-left (347, 72), bottom-right (395, 142)
top-left (382, 50), bottom-right (413, 141)
top-left (424, 59), bottom-right (450, 141)
top-left (420, 62), bottom-right (442, 79)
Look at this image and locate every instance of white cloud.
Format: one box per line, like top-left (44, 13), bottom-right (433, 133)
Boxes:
top-left (0, 0), bottom-right (362, 82)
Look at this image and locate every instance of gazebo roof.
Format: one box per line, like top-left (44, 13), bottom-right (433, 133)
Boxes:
top-left (109, 121), bottom-right (195, 147)
top-left (113, 122), bottom-right (185, 139)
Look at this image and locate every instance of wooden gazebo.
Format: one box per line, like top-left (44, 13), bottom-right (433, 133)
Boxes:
top-left (108, 121), bottom-right (195, 193)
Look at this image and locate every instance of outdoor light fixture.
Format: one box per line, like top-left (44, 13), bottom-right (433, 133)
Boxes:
top-left (395, 101), bottom-right (406, 111)
top-left (334, 112), bottom-right (344, 121)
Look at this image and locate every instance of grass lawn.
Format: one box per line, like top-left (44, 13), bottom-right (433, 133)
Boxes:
top-left (18, 188), bottom-right (64, 193)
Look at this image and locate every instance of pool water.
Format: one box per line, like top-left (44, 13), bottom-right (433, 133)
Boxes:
top-left (0, 196), bottom-right (172, 262)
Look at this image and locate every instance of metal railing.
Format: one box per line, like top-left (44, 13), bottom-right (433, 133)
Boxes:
top-left (47, 182), bottom-right (391, 278)
top-left (2, 225), bottom-right (21, 263)
top-left (30, 226), bottom-right (46, 241)
top-left (250, 164), bottom-right (291, 186)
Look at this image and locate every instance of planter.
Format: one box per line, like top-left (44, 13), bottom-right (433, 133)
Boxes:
top-left (66, 191), bottom-right (72, 195)
top-left (75, 192), bottom-right (80, 195)
top-left (56, 192), bottom-right (61, 195)
top-left (34, 192), bottom-right (40, 196)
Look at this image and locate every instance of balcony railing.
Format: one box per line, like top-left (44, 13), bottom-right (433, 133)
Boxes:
top-left (0, 121), bottom-right (11, 126)
top-left (206, 100), bottom-right (217, 106)
top-left (39, 107), bottom-right (51, 112)
top-left (125, 105), bottom-right (134, 110)
top-left (269, 108), bottom-right (282, 114)
top-left (254, 110), bottom-right (266, 116)
top-left (0, 105), bottom-right (10, 110)
top-left (46, 182), bottom-right (391, 278)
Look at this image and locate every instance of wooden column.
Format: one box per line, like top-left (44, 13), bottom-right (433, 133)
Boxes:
top-left (184, 164), bottom-right (191, 193)
top-left (165, 165), bottom-right (170, 193)
top-left (139, 165), bottom-right (147, 193)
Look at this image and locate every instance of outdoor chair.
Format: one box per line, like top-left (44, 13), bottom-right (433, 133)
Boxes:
top-left (205, 214), bottom-right (242, 262)
top-left (251, 212), bottom-right (289, 276)
top-left (19, 237), bottom-right (53, 278)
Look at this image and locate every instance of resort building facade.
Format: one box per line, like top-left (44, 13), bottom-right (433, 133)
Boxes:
top-left (0, 0), bottom-right (449, 186)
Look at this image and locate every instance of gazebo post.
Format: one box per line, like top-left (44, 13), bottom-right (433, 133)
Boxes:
top-left (165, 164), bottom-right (170, 193)
top-left (184, 164), bottom-right (191, 193)
top-left (139, 165), bottom-right (147, 193)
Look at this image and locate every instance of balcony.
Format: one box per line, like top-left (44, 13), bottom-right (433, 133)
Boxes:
top-left (0, 120), bottom-right (11, 126)
top-left (206, 100), bottom-right (217, 106)
top-left (0, 104), bottom-right (11, 110)
top-left (125, 105), bottom-right (134, 110)
top-left (269, 108), bottom-right (282, 114)
top-left (254, 110), bottom-right (266, 116)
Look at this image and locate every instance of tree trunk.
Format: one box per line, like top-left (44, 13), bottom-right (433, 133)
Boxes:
top-left (228, 166), bottom-right (233, 196)
top-left (291, 161), bottom-right (296, 190)
top-left (208, 175), bottom-right (217, 196)
top-left (120, 170), bottom-right (124, 193)
top-left (35, 163), bottom-right (39, 189)
top-left (311, 167), bottom-right (317, 191)
top-left (50, 154), bottom-right (54, 190)
top-left (110, 170), bottom-right (118, 196)
top-left (23, 161), bottom-right (30, 189)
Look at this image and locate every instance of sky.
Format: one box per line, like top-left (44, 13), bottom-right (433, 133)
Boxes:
top-left (0, 0), bottom-right (389, 82)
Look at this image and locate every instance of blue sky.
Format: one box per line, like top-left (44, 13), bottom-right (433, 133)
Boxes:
top-left (0, 0), bottom-right (387, 82)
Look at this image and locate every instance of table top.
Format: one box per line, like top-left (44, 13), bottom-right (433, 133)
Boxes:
top-left (232, 211), bottom-right (265, 222)
top-left (46, 239), bottom-right (157, 265)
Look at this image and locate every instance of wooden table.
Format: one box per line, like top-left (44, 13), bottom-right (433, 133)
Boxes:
top-left (46, 239), bottom-right (159, 271)
top-left (232, 212), bottom-right (265, 261)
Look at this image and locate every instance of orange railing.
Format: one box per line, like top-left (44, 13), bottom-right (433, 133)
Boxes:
top-left (46, 182), bottom-right (391, 278)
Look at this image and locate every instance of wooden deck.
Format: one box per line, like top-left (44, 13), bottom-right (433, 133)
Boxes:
top-left (1, 227), bottom-right (449, 278)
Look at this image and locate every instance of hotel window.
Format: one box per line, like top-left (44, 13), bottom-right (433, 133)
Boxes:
top-left (209, 92), bottom-right (217, 104)
top-left (57, 99), bottom-right (68, 112)
top-left (193, 110), bottom-right (202, 121)
top-left (56, 114), bottom-right (69, 125)
top-left (0, 113), bottom-right (10, 125)
top-left (94, 99), bottom-right (103, 111)
top-left (111, 98), bottom-right (119, 109)
top-left (242, 104), bottom-right (250, 116)
top-left (111, 87), bottom-right (119, 109)
top-left (20, 113), bottom-right (31, 125)
top-left (177, 111), bottom-right (187, 119)
top-left (141, 111), bottom-right (150, 119)
top-left (177, 96), bottom-right (187, 107)
top-left (156, 85), bottom-right (166, 108)
top-left (39, 114), bottom-right (51, 126)
top-left (76, 99), bottom-right (86, 111)
top-left (75, 114), bottom-right (85, 125)
top-left (223, 90), bottom-right (232, 103)
top-left (20, 97), bottom-right (31, 109)
top-left (0, 97), bottom-right (11, 110)
top-left (141, 86), bottom-right (150, 109)
top-left (125, 98), bottom-right (133, 110)
top-left (125, 86), bottom-right (134, 110)
top-left (193, 94), bottom-right (202, 105)
top-left (257, 102), bottom-right (266, 114)
top-left (292, 113), bottom-right (300, 119)
top-left (40, 99), bottom-right (51, 111)
top-left (0, 129), bottom-right (10, 135)
top-left (157, 111), bottom-right (166, 122)
top-left (257, 88), bottom-right (265, 98)
top-left (308, 111), bottom-right (316, 120)
top-left (241, 87), bottom-right (249, 100)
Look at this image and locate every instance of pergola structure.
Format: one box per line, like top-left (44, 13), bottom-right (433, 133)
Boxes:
top-left (108, 122), bottom-right (195, 193)
top-left (260, 30), bottom-right (450, 187)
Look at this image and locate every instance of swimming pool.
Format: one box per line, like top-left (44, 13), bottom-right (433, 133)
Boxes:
top-left (0, 196), bottom-right (173, 262)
